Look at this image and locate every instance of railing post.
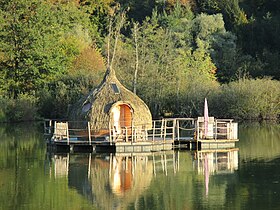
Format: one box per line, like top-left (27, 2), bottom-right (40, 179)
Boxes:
top-left (88, 122), bottom-right (91, 145)
top-left (54, 121), bottom-right (57, 138)
top-left (215, 119), bottom-right (217, 140)
top-left (196, 119), bottom-right (199, 141)
top-left (176, 119), bottom-right (180, 141)
top-left (229, 120), bottom-right (232, 139)
top-left (49, 120), bottom-right (52, 134)
top-left (153, 121), bottom-right (155, 142)
top-left (132, 127), bottom-right (134, 143)
top-left (173, 119), bottom-right (176, 140)
top-left (196, 119), bottom-right (199, 150)
top-left (125, 127), bottom-right (128, 142)
top-left (66, 122), bottom-right (69, 145)
top-left (44, 119), bottom-right (52, 135)
top-left (163, 119), bottom-right (166, 143)
top-left (109, 121), bottom-right (112, 145)
top-left (161, 118), bottom-right (164, 138)
top-left (145, 127), bottom-right (148, 141)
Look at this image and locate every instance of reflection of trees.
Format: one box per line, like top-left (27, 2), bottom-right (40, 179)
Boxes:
top-left (0, 123), bottom-right (57, 209)
top-left (0, 123), bottom-right (94, 210)
top-left (238, 122), bottom-right (280, 160)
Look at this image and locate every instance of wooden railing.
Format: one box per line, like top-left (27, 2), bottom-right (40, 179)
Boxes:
top-left (44, 117), bottom-right (238, 144)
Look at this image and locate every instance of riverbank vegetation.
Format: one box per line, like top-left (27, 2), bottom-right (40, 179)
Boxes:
top-left (0, 0), bottom-right (279, 122)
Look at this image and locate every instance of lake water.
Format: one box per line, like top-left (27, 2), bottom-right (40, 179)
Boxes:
top-left (0, 122), bottom-right (280, 210)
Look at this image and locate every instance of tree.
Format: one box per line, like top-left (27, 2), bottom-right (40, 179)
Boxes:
top-left (196, 0), bottom-right (248, 30)
top-left (114, 6), bottom-right (219, 117)
top-left (0, 0), bottom-right (98, 98)
top-left (191, 13), bottom-right (238, 82)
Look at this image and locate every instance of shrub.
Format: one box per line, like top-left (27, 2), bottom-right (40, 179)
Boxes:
top-left (0, 97), bottom-right (8, 122)
top-left (212, 78), bottom-right (280, 120)
top-left (0, 94), bottom-right (38, 122)
top-left (37, 74), bottom-right (102, 119)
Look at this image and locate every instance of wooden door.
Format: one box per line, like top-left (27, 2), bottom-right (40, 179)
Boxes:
top-left (120, 104), bottom-right (132, 128)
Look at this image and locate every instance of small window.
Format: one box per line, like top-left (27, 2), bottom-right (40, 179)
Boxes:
top-left (111, 83), bottom-right (120, 94)
top-left (82, 102), bottom-right (91, 112)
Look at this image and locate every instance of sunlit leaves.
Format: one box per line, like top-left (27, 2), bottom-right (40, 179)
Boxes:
top-left (0, 0), bottom-right (98, 98)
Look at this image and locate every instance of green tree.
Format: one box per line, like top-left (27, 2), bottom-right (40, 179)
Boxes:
top-left (196, 0), bottom-right (248, 30)
top-left (116, 0), bottom-right (155, 22)
top-left (0, 0), bottom-right (98, 98)
top-left (114, 6), bottom-right (219, 117)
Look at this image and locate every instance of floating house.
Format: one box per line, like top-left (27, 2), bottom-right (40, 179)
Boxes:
top-left (69, 67), bottom-right (152, 139)
top-left (45, 70), bottom-right (239, 152)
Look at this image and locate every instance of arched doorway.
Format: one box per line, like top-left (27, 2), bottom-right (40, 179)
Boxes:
top-left (110, 103), bottom-right (133, 139)
top-left (119, 104), bottom-right (132, 128)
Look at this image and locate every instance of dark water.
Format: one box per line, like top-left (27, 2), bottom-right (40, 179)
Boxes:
top-left (0, 122), bottom-right (280, 210)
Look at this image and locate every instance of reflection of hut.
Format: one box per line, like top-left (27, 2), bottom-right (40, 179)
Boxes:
top-left (69, 68), bottom-right (152, 135)
top-left (110, 156), bottom-right (133, 196)
top-left (90, 154), bottom-right (153, 210)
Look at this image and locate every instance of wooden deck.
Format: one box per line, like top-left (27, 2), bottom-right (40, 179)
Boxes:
top-left (174, 139), bottom-right (238, 150)
top-left (44, 118), bottom-right (239, 153)
top-left (96, 139), bottom-right (174, 153)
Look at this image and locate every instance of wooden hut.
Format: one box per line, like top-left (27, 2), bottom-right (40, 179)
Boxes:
top-left (69, 68), bottom-right (152, 138)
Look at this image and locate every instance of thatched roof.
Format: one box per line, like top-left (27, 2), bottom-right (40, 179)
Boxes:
top-left (69, 68), bottom-right (152, 130)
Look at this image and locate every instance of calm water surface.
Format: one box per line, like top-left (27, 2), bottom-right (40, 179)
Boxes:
top-left (0, 122), bottom-right (280, 210)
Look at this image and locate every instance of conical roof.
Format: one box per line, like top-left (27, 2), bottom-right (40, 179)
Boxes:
top-left (69, 68), bottom-right (152, 130)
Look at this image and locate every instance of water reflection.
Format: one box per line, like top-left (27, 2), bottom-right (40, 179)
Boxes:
top-left (238, 122), bottom-right (280, 160)
top-left (109, 154), bottom-right (152, 196)
top-left (46, 149), bottom-right (239, 209)
top-left (48, 154), bottom-right (69, 178)
top-left (47, 151), bottom-right (181, 209)
top-left (3, 122), bottom-right (280, 209)
top-left (192, 149), bottom-right (239, 196)
top-left (193, 149), bottom-right (239, 175)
